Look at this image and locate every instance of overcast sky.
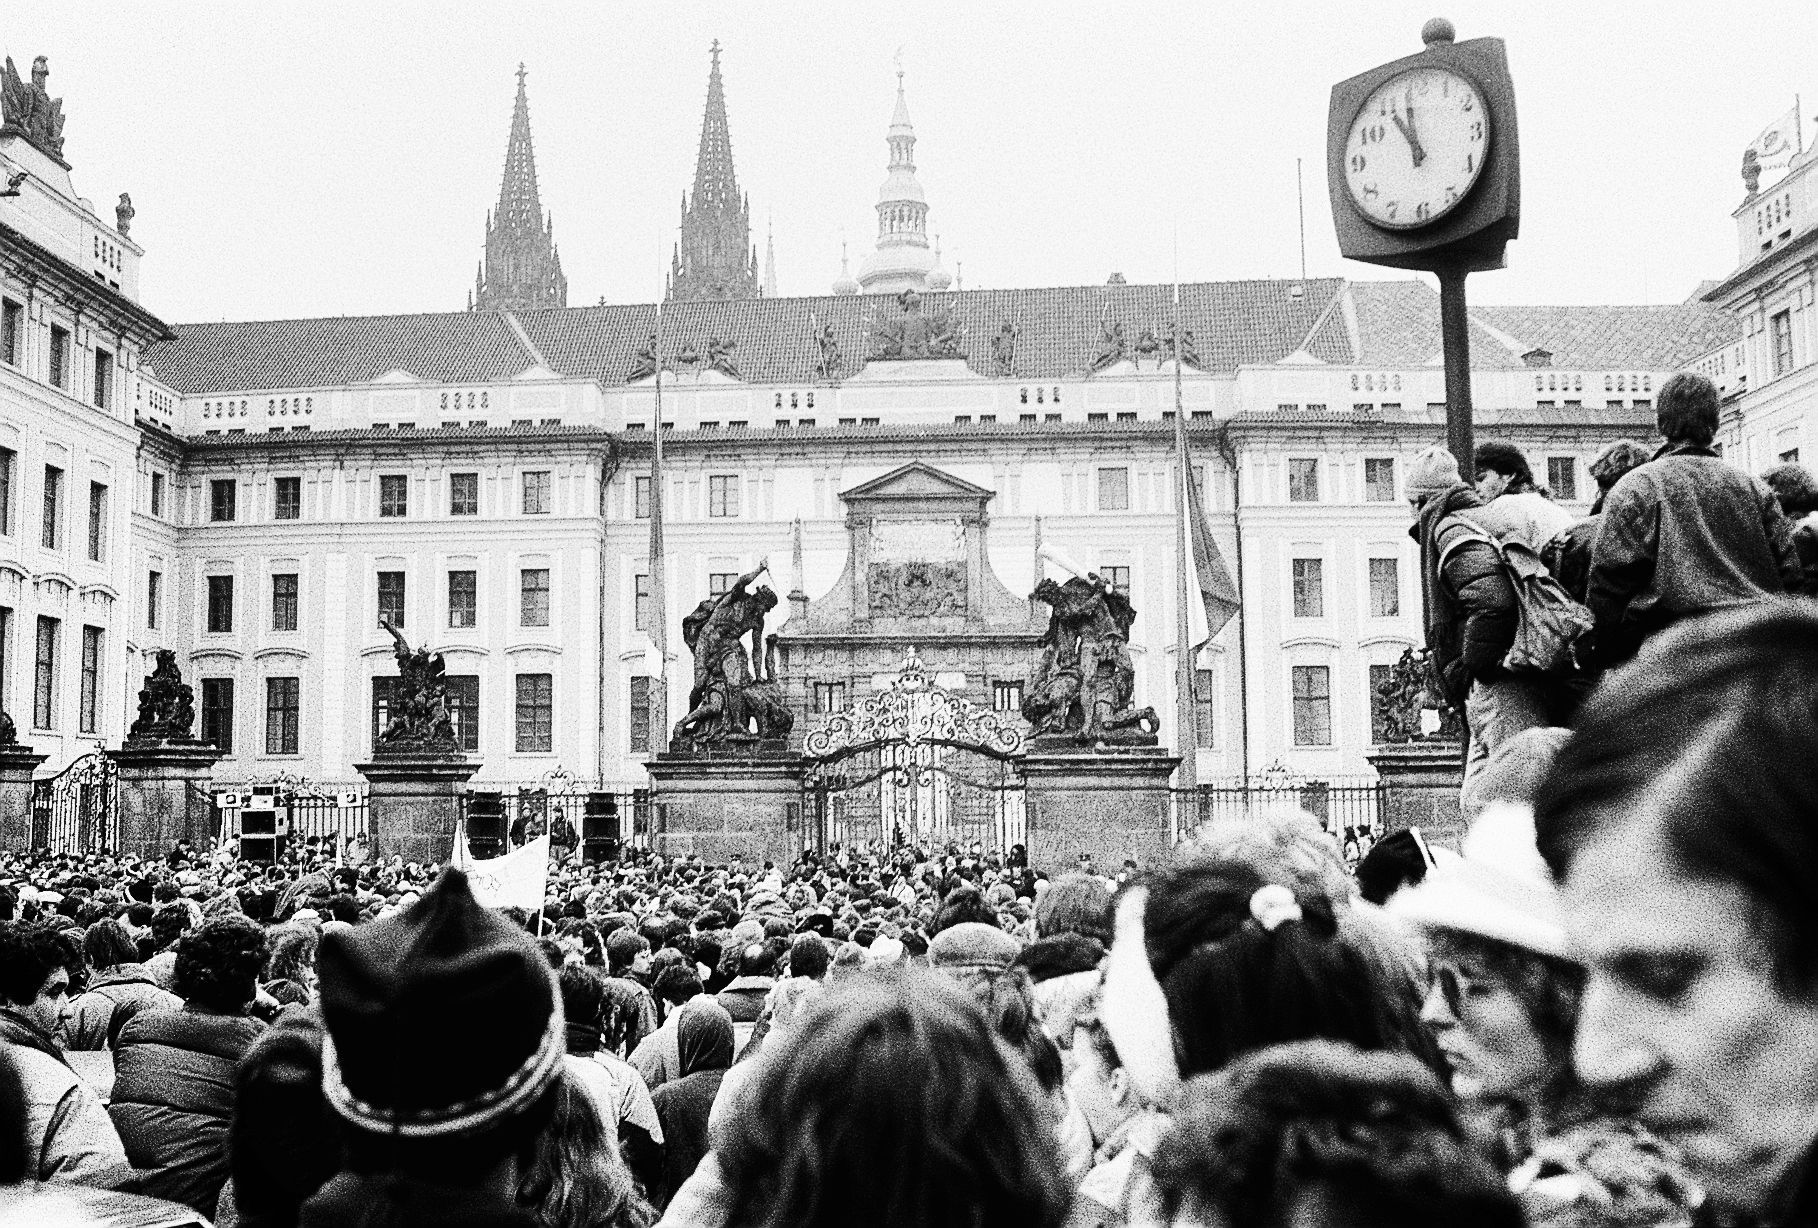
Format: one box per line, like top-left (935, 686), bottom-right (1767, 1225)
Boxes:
top-left (7, 1), bottom-right (1814, 323)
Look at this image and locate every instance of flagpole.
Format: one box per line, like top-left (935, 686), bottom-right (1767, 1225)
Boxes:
top-left (648, 288), bottom-right (669, 755)
top-left (1799, 95), bottom-right (1806, 156)
top-left (1171, 269), bottom-right (1199, 796)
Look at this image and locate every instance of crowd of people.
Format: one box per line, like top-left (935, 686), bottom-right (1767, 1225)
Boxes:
top-left (4, 370), bottom-right (1818, 1225)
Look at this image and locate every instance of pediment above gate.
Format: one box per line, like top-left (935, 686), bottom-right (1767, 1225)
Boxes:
top-left (840, 462), bottom-right (994, 514)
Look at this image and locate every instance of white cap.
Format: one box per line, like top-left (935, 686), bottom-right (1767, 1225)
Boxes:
top-left (1388, 802), bottom-right (1568, 959)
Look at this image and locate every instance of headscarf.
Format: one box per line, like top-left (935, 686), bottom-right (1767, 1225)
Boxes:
top-left (676, 997), bottom-right (734, 1077)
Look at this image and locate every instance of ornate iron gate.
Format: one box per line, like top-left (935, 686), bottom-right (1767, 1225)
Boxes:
top-left (802, 650), bottom-right (1026, 854)
top-left (31, 751), bottom-right (120, 852)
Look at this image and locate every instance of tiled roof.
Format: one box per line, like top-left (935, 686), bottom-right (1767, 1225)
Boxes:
top-left (1468, 304), bottom-right (1740, 370)
top-left (141, 279), bottom-right (1743, 397)
top-left (145, 311), bottom-right (537, 395)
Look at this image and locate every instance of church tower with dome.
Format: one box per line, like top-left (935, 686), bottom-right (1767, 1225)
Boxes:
top-left (852, 68), bottom-right (950, 295)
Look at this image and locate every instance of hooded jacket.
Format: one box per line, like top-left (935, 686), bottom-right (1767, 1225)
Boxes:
top-left (108, 1005), bottom-right (267, 1214)
top-left (1413, 484), bottom-right (1519, 705)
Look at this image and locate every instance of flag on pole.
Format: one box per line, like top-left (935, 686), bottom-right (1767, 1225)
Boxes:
top-left (449, 821), bottom-right (550, 911)
top-left (1747, 104), bottom-right (1802, 167)
top-left (1174, 426), bottom-right (1242, 651)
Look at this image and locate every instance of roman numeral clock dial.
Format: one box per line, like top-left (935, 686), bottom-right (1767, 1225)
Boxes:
top-left (1344, 66), bottom-right (1489, 229)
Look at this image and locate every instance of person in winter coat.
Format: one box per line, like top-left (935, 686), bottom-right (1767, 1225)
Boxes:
top-left (1406, 446), bottom-right (1553, 794)
top-left (649, 998), bottom-right (735, 1207)
top-left (1587, 373), bottom-right (1801, 664)
top-left (1542, 439), bottom-right (1651, 605)
top-left (1761, 460), bottom-right (1818, 596)
top-left (65, 917), bottom-right (181, 1050)
top-left (1015, 872), bottom-right (1111, 1074)
top-left (110, 914), bottom-right (270, 1215)
top-left (1473, 441), bottom-right (1577, 551)
top-left (0, 921), bottom-right (133, 1188)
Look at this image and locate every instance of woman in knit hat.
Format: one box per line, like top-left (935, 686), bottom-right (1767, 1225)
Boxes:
top-left (1391, 802), bottom-right (1701, 1227)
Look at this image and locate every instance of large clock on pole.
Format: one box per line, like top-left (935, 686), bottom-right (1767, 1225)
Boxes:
top-left (1327, 19), bottom-right (1519, 271)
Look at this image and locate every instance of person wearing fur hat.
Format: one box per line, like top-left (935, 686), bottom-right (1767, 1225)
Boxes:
top-left (299, 868), bottom-right (565, 1228)
top-left (1391, 802), bottom-right (1700, 1227)
top-left (1406, 443), bottom-right (1562, 798)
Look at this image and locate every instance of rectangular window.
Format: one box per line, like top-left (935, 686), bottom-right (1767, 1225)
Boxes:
top-left (993, 679), bottom-right (1024, 714)
top-left (0, 446), bottom-right (12, 535)
top-left (1193, 668), bottom-right (1215, 745)
top-left (86, 482), bottom-right (106, 561)
top-left (446, 674), bottom-right (479, 752)
top-left (48, 325), bottom-right (69, 390)
top-left (201, 678), bottom-right (234, 754)
top-left (1369, 663), bottom-right (1395, 744)
top-left (379, 474), bottom-right (409, 518)
top-left (271, 573), bottom-right (299, 631)
top-left (371, 677), bottom-right (396, 752)
top-left (635, 573), bottom-right (652, 632)
top-left (33, 616), bottom-right (56, 728)
top-left (210, 478), bottom-right (237, 522)
top-left (708, 572), bottom-right (737, 597)
top-left (1547, 458), bottom-right (1578, 502)
top-left (634, 475), bottom-right (651, 519)
top-left (814, 681), bottom-right (848, 714)
top-left (1100, 565), bottom-right (1131, 596)
top-left (78, 626), bottom-right (101, 734)
top-left (1367, 558), bottom-right (1400, 618)
top-left (0, 607), bottom-right (9, 715)
top-left (1364, 458), bottom-right (1396, 503)
top-left (206, 574), bottom-right (235, 633)
top-left (516, 673), bottom-right (553, 752)
top-left (1288, 458), bottom-right (1320, 503)
top-left (1291, 665), bottom-right (1333, 746)
top-left (1097, 467), bottom-right (1130, 511)
top-left (146, 570), bottom-right (162, 630)
top-left (269, 475), bottom-right (300, 521)
top-left (629, 676), bottom-right (651, 754)
top-left (41, 465), bottom-right (62, 549)
top-left (450, 472), bottom-right (479, 516)
top-left (1772, 309), bottom-right (1795, 378)
top-left (521, 470), bottom-right (551, 515)
top-left (377, 571), bottom-right (406, 628)
top-left (150, 471), bottom-right (165, 518)
top-left (0, 299), bottom-right (20, 366)
top-left (448, 570), bottom-right (477, 628)
top-left (708, 475), bottom-right (740, 518)
top-left (520, 568), bottom-right (550, 627)
top-left (265, 677), bottom-right (300, 754)
top-left (1291, 558), bottom-right (1324, 618)
top-left (92, 349), bottom-right (113, 409)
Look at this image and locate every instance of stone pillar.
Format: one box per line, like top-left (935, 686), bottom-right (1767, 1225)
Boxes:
top-left (1367, 742), bottom-right (1467, 851)
top-left (110, 743), bottom-right (223, 860)
top-left (1023, 747), bottom-right (1182, 870)
top-left (0, 745), bottom-right (48, 854)
top-left (646, 751), bottom-right (807, 866)
top-left (355, 756), bottom-right (480, 865)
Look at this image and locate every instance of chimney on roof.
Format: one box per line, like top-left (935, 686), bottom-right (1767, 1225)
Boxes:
top-left (1107, 272), bottom-right (1126, 285)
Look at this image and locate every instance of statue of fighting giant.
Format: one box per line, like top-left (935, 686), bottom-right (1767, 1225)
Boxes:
top-left (376, 620), bottom-right (459, 754)
top-left (1023, 567), bottom-right (1158, 746)
top-left (673, 560), bottom-right (793, 746)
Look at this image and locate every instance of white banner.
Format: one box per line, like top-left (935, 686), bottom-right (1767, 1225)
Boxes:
top-left (449, 826), bottom-right (550, 911)
top-left (1748, 105), bottom-right (1801, 168)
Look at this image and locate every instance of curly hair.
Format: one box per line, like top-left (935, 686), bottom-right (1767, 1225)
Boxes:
top-left (82, 918), bottom-right (140, 971)
top-left (150, 900), bottom-right (193, 950)
top-left (174, 915), bottom-right (270, 1012)
top-left (263, 923), bottom-right (319, 987)
top-left (713, 967), bottom-right (1070, 1228)
top-left (930, 884), bottom-right (999, 936)
top-left (0, 921), bottom-right (68, 1006)
top-left (518, 1069), bottom-right (654, 1228)
top-left (1150, 1040), bottom-right (1523, 1228)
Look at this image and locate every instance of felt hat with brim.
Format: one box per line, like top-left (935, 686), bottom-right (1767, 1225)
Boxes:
top-left (1389, 802), bottom-right (1568, 959)
top-left (927, 921), bottom-right (1021, 972)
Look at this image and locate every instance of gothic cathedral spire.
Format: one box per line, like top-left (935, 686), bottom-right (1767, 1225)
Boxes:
top-left (666, 41), bottom-right (760, 302)
top-left (472, 64), bottom-right (567, 312)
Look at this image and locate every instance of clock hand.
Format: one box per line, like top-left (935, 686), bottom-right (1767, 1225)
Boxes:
top-left (1391, 107), bottom-right (1428, 168)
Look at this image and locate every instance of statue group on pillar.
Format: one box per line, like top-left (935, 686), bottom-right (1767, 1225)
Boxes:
top-left (0, 55), bottom-right (66, 159)
top-left (1022, 574), bottom-right (1158, 746)
top-left (376, 621), bottom-right (460, 755)
top-left (673, 561), bottom-right (793, 747)
top-left (126, 650), bottom-right (198, 747)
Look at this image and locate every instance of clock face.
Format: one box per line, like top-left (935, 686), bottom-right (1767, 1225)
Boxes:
top-left (1344, 66), bottom-right (1490, 230)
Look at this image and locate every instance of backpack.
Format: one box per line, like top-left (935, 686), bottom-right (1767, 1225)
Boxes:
top-left (1439, 515), bottom-right (1595, 674)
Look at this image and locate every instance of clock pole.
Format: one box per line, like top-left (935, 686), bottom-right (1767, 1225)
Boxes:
top-left (1437, 264), bottom-right (1474, 468)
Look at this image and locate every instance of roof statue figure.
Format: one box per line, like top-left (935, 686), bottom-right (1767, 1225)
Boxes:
top-left (471, 64), bottom-right (567, 312)
top-left (667, 41), bottom-right (761, 302)
top-left (856, 59), bottom-right (950, 295)
top-left (0, 54), bottom-right (67, 160)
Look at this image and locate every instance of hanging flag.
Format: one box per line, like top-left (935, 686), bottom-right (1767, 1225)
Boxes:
top-left (1176, 427), bottom-right (1242, 650)
top-left (1748, 105), bottom-right (1802, 168)
top-left (450, 824), bottom-right (550, 911)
